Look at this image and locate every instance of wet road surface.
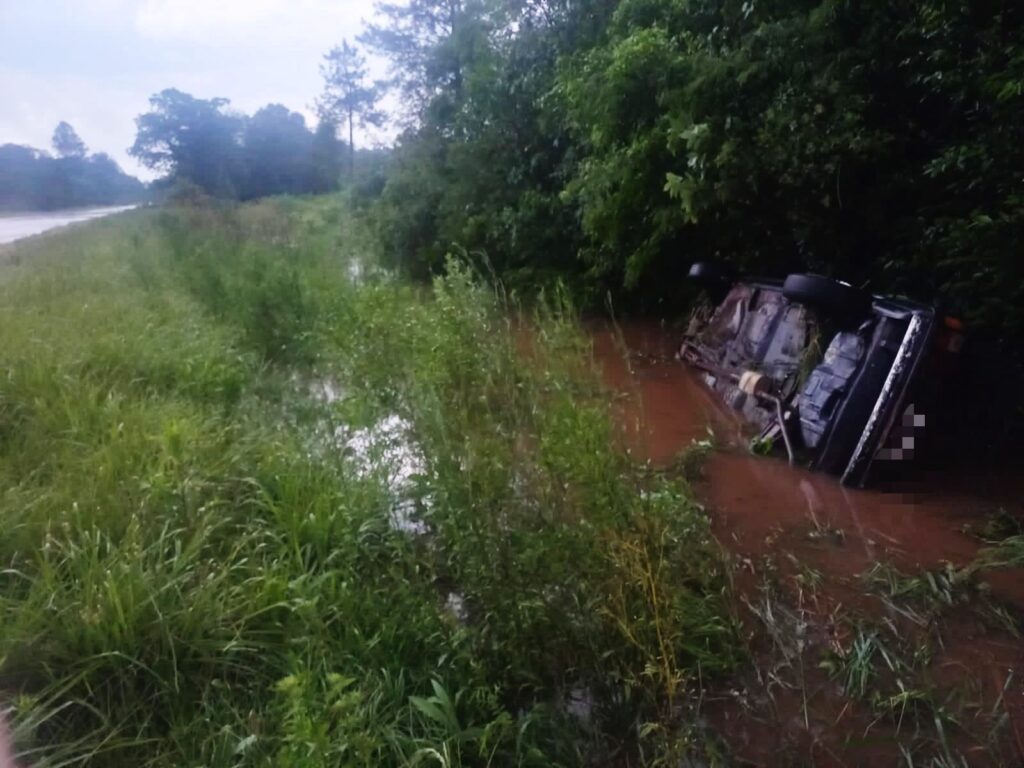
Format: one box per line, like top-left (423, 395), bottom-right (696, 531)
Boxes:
top-left (0, 205), bottom-right (135, 245)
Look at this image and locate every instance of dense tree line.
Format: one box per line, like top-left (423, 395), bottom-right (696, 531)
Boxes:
top-left (0, 122), bottom-right (144, 211)
top-left (361, 0), bottom-right (1024, 344)
top-left (130, 89), bottom-right (386, 201)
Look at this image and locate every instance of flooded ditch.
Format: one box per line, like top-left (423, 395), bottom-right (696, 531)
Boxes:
top-left (592, 319), bottom-right (1024, 767)
top-left (299, 316), bottom-right (1023, 764)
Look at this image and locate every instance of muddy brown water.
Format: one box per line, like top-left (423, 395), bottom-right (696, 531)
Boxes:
top-left (591, 320), bottom-right (1024, 767)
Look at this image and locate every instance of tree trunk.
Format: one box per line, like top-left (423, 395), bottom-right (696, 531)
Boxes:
top-left (348, 108), bottom-right (355, 180)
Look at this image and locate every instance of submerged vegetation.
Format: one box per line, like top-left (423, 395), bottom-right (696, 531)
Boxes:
top-left (726, 546), bottom-right (1024, 766)
top-left (0, 200), bottom-right (739, 766)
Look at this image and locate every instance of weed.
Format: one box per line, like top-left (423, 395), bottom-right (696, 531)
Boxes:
top-left (783, 552), bottom-right (823, 593)
top-left (0, 198), bottom-right (739, 766)
top-left (861, 561), bottom-right (1018, 636)
top-left (670, 430), bottom-right (715, 480)
top-left (977, 535), bottom-right (1024, 569)
top-left (804, 518), bottom-right (845, 547)
top-left (862, 562), bottom-right (975, 625)
top-left (977, 508), bottom-right (1023, 542)
top-left (821, 622), bottom-right (963, 744)
top-left (748, 434), bottom-right (774, 457)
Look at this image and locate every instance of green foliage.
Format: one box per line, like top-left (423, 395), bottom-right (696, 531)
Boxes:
top-left (362, 0), bottom-right (1024, 338)
top-left (243, 105), bottom-right (317, 199)
top-left (131, 89), bottom-right (245, 197)
top-left (362, 0), bottom-right (607, 298)
top-left (0, 200), bottom-right (738, 766)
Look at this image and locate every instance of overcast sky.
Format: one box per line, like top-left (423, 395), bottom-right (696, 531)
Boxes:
top-left (0, 0), bottom-right (388, 180)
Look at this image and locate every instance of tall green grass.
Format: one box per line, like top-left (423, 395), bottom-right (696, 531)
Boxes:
top-left (0, 198), bottom-right (738, 766)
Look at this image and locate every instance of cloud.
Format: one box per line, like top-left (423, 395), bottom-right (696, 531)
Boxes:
top-left (0, 0), bottom-right (395, 181)
top-left (135, 0), bottom-right (370, 47)
top-left (0, 66), bottom-right (155, 178)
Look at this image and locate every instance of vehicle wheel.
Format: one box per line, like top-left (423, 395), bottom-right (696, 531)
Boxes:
top-left (688, 261), bottom-right (734, 285)
top-left (783, 273), bottom-right (870, 319)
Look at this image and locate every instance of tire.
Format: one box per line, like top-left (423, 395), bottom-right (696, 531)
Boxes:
top-left (783, 273), bottom-right (870, 319)
top-left (688, 261), bottom-right (734, 285)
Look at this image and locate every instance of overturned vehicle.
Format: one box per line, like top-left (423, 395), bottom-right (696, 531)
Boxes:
top-left (679, 264), bottom-right (966, 487)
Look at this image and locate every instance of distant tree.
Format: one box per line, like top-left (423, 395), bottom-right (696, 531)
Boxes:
top-left (52, 121), bottom-right (87, 159)
top-left (0, 144), bottom-right (49, 210)
top-left (318, 40), bottom-right (382, 177)
top-left (130, 89), bottom-right (243, 196)
top-left (129, 89), bottom-right (354, 200)
top-left (84, 153), bottom-right (145, 202)
top-left (241, 104), bottom-right (314, 199)
top-left (0, 142), bottom-right (142, 211)
top-left (311, 119), bottom-right (344, 193)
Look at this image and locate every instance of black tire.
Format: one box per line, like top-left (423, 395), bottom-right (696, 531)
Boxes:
top-left (783, 273), bottom-right (870, 319)
top-left (688, 261), bottom-right (734, 285)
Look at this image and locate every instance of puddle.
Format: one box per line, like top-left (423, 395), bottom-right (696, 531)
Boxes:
top-left (590, 319), bottom-right (1024, 766)
top-left (347, 259), bottom-right (364, 283)
top-left (564, 685), bottom-right (594, 723)
top-left (307, 376), bottom-right (344, 404)
top-left (337, 414), bottom-right (430, 535)
top-left (300, 376), bottom-right (430, 535)
top-left (445, 591), bottom-right (467, 623)
top-left (345, 256), bottom-right (390, 285)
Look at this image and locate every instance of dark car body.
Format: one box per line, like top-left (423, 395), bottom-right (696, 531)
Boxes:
top-left (680, 269), bottom-right (964, 487)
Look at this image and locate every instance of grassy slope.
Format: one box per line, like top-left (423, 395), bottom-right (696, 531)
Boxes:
top-left (0, 198), bottom-right (738, 767)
